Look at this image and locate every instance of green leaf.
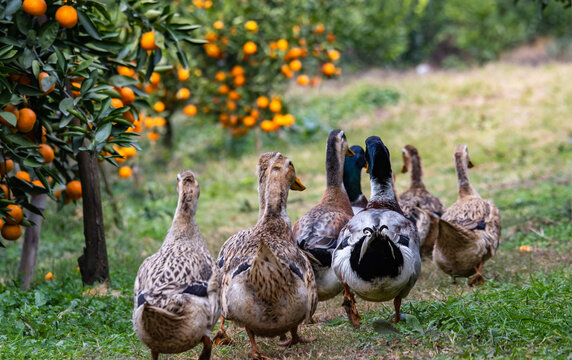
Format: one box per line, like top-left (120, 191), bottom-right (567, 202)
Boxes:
top-left (23, 158), bottom-right (44, 168)
top-left (94, 122), bottom-right (112, 144)
top-left (183, 38), bottom-right (208, 45)
top-left (108, 75), bottom-right (138, 87)
top-left (74, 58), bottom-right (95, 73)
top-left (31, 60), bottom-right (40, 79)
top-left (372, 319), bottom-right (402, 335)
top-left (5, 0), bottom-right (21, 17)
top-left (54, 47), bottom-right (66, 72)
top-left (38, 21), bottom-right (60, 50)
top-left (0, 112), bottom-right (17, 127)
top-left (77, 10), bottom-right (102, 40)
top-left (59, 98), bottom-right (74, 116)
top-left (40, 76), bottom-right (56, 93)
top-left (0, 45), bottom-right (14, 58)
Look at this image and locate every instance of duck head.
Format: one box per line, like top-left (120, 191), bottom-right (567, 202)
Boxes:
top-left (365, 136), bottom-right (395, 200)
top-left (401, 144), bottom-right (419, 174)
top-left (261, 154), bottom-right (305, 221)
top-left (454, 145), bottom-right (474, 169)
top-left (176, 170), bottom-right (200, 214)
top-left (343, 145), bottom-right (366, 202)
top-left (326, 129), bottom-right (355, 188)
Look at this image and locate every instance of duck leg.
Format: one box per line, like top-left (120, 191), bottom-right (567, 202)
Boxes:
top-left (393, 296), bottom-right (402, 324)
top-left (213, 316), bottom-right (233, 345)
top-left (468, 261), bottom-right (485, 286)
top-left (198, 335), bottom-right (212, 360)
top-left (278, 326), bottom-right (316, 347)
top-left (341, 282), bottom-right (361, 329)
top-left (151, 350), bottom-right (159, 360)
top-left (246, 327), bottom-right (271, 360)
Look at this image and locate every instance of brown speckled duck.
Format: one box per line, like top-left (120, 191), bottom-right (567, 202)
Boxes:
top-left (294, 129), bottom-right (355, 303)
top-left (432, 145), bottom-right (501, 285)
top-left (399, 145), bottom-right (446, 257)
top-left (133, 171), bottom-right (220, 360)
top-left (217, 153), bottom-right (317, 360)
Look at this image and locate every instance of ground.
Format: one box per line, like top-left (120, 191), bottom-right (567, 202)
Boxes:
top-left (0, 62), bottom-right (571, 359)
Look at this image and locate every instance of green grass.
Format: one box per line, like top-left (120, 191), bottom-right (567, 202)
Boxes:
top-left (1, 63), bottom-right (572, 359)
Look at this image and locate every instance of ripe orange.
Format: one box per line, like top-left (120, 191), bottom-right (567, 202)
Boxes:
top-left (177, 67), bottom-right (190, 81)
top-left (289, 59), bottom-right (302, 72)
top-left (1, 184), bottom-right (11, 199)
top-left (327, 33), bottom-right (335, 43)
top-left (218, 84), bottom-right (229, 95)
top-left (205, 32), bottom-right (218, 43)
top-left (38, 144), bottom-right (54, 163)
top-left (147, 131), bottom-right (159, 141)
top-left (4, 204), bottom-right (23, 224)
top-left (314, 23), bottom-right (325, 34)
top-left (282, 114), bottom-right (295, 126)
top-left (215, 72), bottom-right (226, 82)
top-left (45, 272), bottom-right (53, 280)
top-left (204, 44), bottom-right (221, 58)
top-left (32, 180), bottom-right (44, 188)
top-left (118, 166), bottom-right (132, 178)
top-left (38, 72), bottom-right (55, 94)
top-left (183, 104), bottom-right (197, 116)
top-left (242, 116), bottom-right (256, 127)
top-left (120, 87), bottom-right (135, 105)
top-left (245, 20), bottom-right (258, 32)
top-left (122, 146), bottom-right (136, 158)
top-left (213, 20), bottom-right (224, 30)
top-left (117, 66), bottom-right (135, 77)
top-left (328, 49), bottom-right (341, 61)
top-left (269, 98), bottom-right (282, 113)
top-left (0, 218), bottom-right (2, 230)
top-left (154, 101), bottom-right (165, 113)
top-left (322, 62), bottom-right (336, 76)
top-left (1, 223), bottom-right (22, 241)
top-left (250, 109), bottom-right (260, 119)
top-left (277, 39), bottom-right (288, 51)
top-left (233, 75), bottom-right (245, 87)
top-left (231, 66), bottom-right (244, 77)
top-left (17, 108), bottom-right (36, 133)
top-left (55, 5), bottom-right (78, 29)
top-left (111, 98), bottom-right (124, 109)
top-left (280, 64), bottom-right (293, 78)
top-left (227, 101), bottom-right (237, 112)
top-left (297, 75), bottom-right (309, 86)
top-left (141, 31), bottom-right (158, 51)
top-left (15, 171), bottom-right (31, 182)
top-left (22, 0), bottom-right (46, 16)
top-left (243, 41), bottom-right (257, 55)
top-left (150, 72), bottom-right (161, 85)
top-left (123, 110), bottom-right (135, 124)
top-left (71, 81), bottom-right (82, 97)
top-left (176, 88), bottom-right (191, 100)
top-left (228, 90), bottom-right (240, 101)
top-left (65, 180), bottom-right (82, 201)
top-left (0, 159), bottom-right (14, 176)
top-left (257, 96), bottom-right (269, 108)
top-left (260, 120), bottom-right (276, 132)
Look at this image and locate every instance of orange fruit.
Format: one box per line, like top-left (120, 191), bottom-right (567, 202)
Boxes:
top-left (322, 62), bottom-right (336, 76)
top-left (215, 72), bottom-right (226, 82)
top-left (297, 75), bottom-right (309, 86)
top-left (38, 144), bottom-right (54, 163)
top-left (260, 120), bottom-right (276, 132)
top-left (65, 180), bottom-right (82, 201)
top-left (140, 31), bottom-right (158, 51)
top-left (289, 59), bottom-right (302, 72)
top-left (277, 39), bottom-right (288, 51)
top-left (118, 166), bottom-right (132, 178)
top-left (38, 72), bottom-right (55, 94)
top-left (213, 20), bottom-right (224, 30)
top-left (233, 75), bottom-right (245, 87)
top-left (177, 67), bottom-right (190, 81)
top-left (328, 49), bottom-right (341, 61)
top-left (122, 147), bottom-right (136, 158)
top-left (1, 223), bottom-right (22, 241)
top-left (71, 81), bottom-right (82, 97)
top-left (231, 66), bottom-right (244, 77)
top-left (4, 204), bottom-right (23, 224)
top-left (205, 33), bottom-right (218, 42)
top-left (327, 33), bottom-right (335, 43)
top-left (147, 131), bottom-right (159, 141)
top-left (228, 90), bottom-right (240, 101)
top-left (22, 0), bottom-right (46, 16)
top-left (183, 104), bottom-right (197, 116)
top-left (243, 116), bottom-right (256, 127)
top-left (17, 108), bottom-right (36, 133)
top-left (314, 23), bottom-right (325, 34)
top-left (117, 66), bottom-right (135, 77)
top-left (218, 84), bottom-right (229, 95)
top-left (280, 64), bottom-right (293, 78)
top-left (243, 41), bottom-right (257, 55)
top-left (250, 109), bottom-right (260, 119)
top-left (120, 87), bottom-right (135, 105)
top-left (0, 218), bottom-right (2, 229)
top-left (282, 114), bottom-right (295, 126)
top-left (257, 96), bottom-right (269, 108)
top-left (204, 44), bottom-right (221, 58)
top-left (245, 20), bottom-right (258, 32)
top-left (176, 88), bottom-right (191, 100)
top-left (227, 100), bottom-right (237, 112)
top-left (1, 184), bottom-right (11, 199)
top-left (269, 98), bottom-right (282, 113)
top-left (15, 171), bottom-right (31, 182)
top-left (0, 159), bottom-right (14, 176)
top-left (149, 72), bottom-right (161, 85)
top-left (153, 101), bottom-right (165, 113)
top-left (55, 5), bottom-right (78, 29)
top-left (111, 98), bottom-right (124, 109)
top-left (45, 272), bottom-right (53, 280)
top-left (123, 110), bottom-right (135, 124)
top-left (32, 180), bottom-right (44, 188)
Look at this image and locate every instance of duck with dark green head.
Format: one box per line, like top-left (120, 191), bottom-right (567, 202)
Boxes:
top-left (332, 136), bottom-right (421, 327)
top-left (343, 145), bottom-right (368, 215)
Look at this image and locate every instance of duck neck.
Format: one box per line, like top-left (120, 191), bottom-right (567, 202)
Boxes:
top-left (343, 165), bottom-right (363, 203)
top-left (168, 195), bottom-right (200, 241)
top-left (259, 181), bottom-right (291, 228)
top-left (408, 155), bottom-right (425, 190)
top-left (326, 143), bottom-right (344, 189)
top-left (454, 155), bottom-right (477, 198)
top-left (370, 175), bottom-right (398, 204)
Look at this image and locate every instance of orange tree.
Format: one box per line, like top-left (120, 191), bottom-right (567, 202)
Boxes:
top-left (142, 0), bottom-right (343, 146)
top-left (0, 0), bottom-right (200, 285)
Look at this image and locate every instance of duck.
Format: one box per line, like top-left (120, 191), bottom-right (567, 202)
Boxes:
top-left (431, 145), bottom-right (501, 286)
top-left (217, 152), bottom-right (317, 360)
top-left (293, 129), bottom-right (355, 303)
top-left (343, 145), bottom-right (368, 215)
top-left (332, 136), bottom-right (421, 326)
top-left (398, 144), bottom-right (446, 257)
top-left (133, 170), bottom-right (220, 360)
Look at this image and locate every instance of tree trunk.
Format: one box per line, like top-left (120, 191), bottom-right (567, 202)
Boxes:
top-left (76, 150), bottom-right (110, 285)
top-left (18, 193), bottom-right (47, 291)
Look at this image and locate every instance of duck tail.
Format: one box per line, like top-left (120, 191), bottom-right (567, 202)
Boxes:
top-left (134, 297), bottom-right (187, 340)
top-left (436, 217), bottom-right (479, 248)
top-left (249, 239), bottom-right (289, 303)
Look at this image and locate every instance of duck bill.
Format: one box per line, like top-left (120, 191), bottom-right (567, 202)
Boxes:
top-left (400, 164), bottom-right (407, 173)
top-left (468, 160), bottom-right (474, 168)
top-left (346, 147), bottom-right (356, 157)
top-left (365, 162), bottom-right (369, 174)
top-left (290, 177), bottom-right (306, 191)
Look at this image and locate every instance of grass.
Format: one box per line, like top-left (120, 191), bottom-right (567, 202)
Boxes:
top-left (1, 62), bottom-right (572, 359)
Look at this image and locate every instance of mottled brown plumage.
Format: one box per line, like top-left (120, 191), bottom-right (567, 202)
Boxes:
top-left (432, 145), bottom-right (501, 285)
top-left (294, 130), bottom-right (354, 301)
top-left (133, 171), bottom-right (220, 360)
top-left (399, 145), bottom-right (446, 257)
top-left (217, 153), bottom-right (317, 359)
